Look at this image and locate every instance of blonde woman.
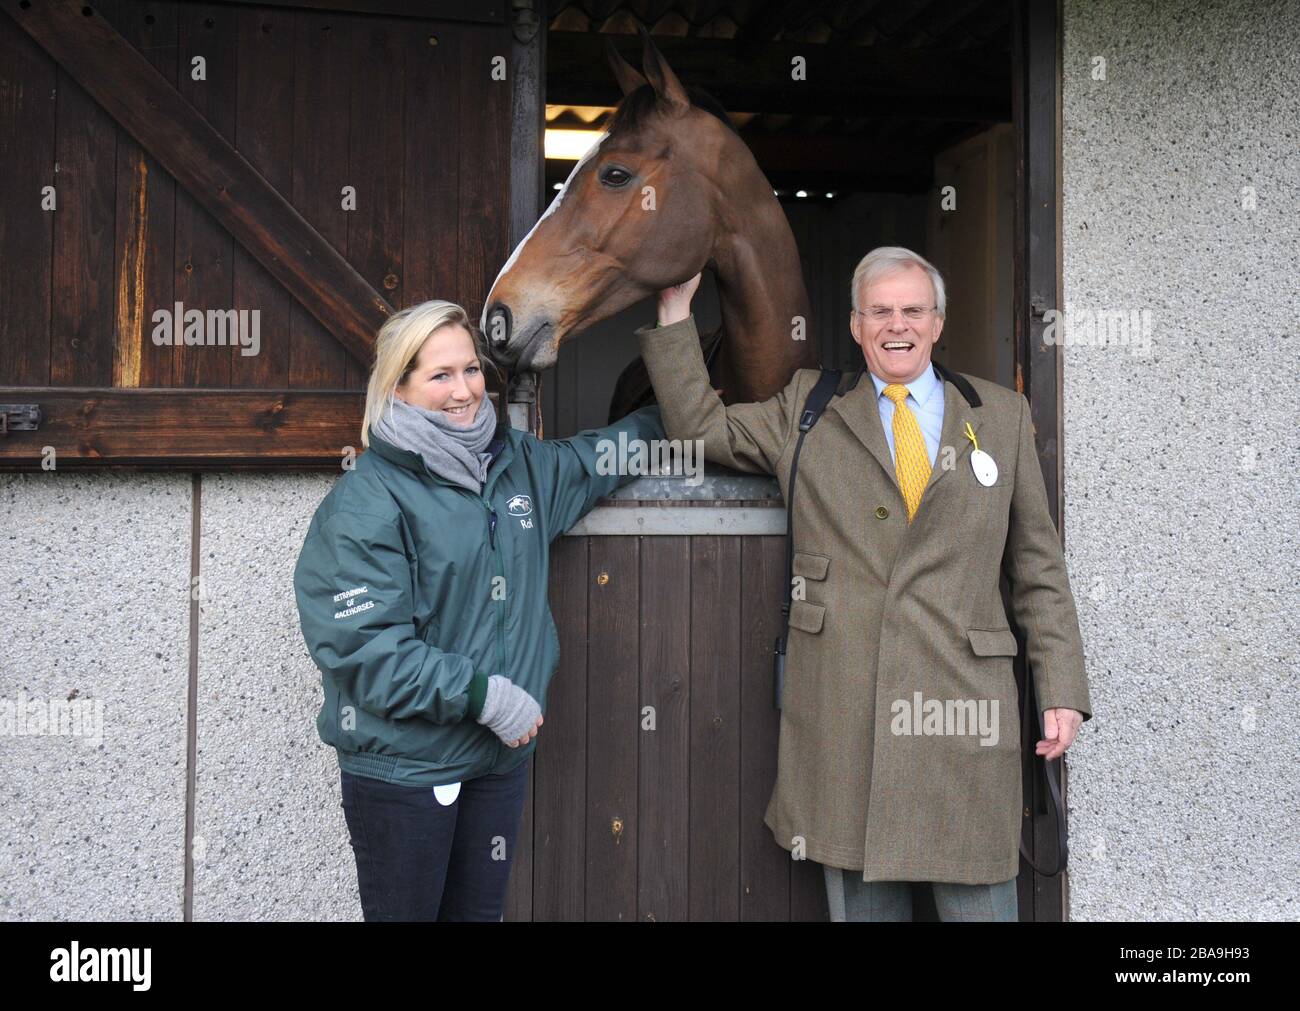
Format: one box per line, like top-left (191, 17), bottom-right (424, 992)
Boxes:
top-left (294, 300), bottom-right (663, 921)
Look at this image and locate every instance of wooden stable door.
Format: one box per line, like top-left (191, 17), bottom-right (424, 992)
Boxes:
top-left (0, 0), bottom-right (528, 467)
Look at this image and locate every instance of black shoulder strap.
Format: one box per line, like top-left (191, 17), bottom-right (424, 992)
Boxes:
top-left (1018, 663), bottom-right (1070, 876)
top-left (773, 369), bottom-right (841, 708)
top-left (796, 369), bottom-right (845, 434)
top-left (701, 323), bottom-right (725, 372)
top-left (931, 359), bottom-right (982, 408)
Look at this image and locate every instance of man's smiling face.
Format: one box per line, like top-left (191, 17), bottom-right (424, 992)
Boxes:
top-left (849, 264), bottom-right (945, 384)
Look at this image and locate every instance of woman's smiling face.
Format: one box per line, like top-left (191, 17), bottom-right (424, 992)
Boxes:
top-left (394, 324), bottom-right (486, 426)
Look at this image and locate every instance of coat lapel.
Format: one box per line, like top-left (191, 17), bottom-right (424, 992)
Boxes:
top-left (826, 366), bottom-right (897, 487)
top-left (918, 380), bottom-right (982, 505)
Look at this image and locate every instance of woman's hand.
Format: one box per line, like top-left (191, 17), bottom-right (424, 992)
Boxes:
top-left (476, 675), bottom-right (543, 747)
top-left (656, 272), bottom-right (702, 326)
top-left (509, 713), bottom-right (543, 748)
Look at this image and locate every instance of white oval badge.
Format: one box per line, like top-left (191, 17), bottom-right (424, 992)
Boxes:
top-left (432, 782), bottom-right (461, 806)
top-left (971, 449), bottom-right (998, 487)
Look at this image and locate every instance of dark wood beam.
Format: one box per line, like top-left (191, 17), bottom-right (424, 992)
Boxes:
top-left (208, 0), bottom-right (506, 22)
top-left (765, 169), bottom-right (931, 194)
top-left (505, 0), bottom-right (545, 436)
top-left (0, 388), bottom-right (364, 467)
top-left (548, 32), bottom-right (1011, 122)
top-left (937, 1), bottom-right (1012, 49)
top-left (1, 0), bottom-right (389, 368)
top-left (0, 387), bottom-right (497, 468)
top-left (741, 130), bottom-right (934, 178)
top-left (736, 0), bottom-right (814, 50)
top-left (1011, 0), bottom-right (1066, 925)
top-left (892, 0), bottom-right (992, 46)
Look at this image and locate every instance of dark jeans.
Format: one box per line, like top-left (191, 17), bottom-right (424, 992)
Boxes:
top-left (340, 758), bottom-right (530, 921)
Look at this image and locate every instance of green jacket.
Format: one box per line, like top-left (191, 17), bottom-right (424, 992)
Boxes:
top-left (293, 406), bottom-right (664, 786)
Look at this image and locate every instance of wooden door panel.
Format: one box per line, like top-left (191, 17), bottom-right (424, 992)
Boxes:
top-left (0, 0), bottom-right (518, 466)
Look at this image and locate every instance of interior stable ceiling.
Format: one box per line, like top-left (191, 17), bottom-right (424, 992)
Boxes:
top-left (545, 0), bottom-right (1012, 194)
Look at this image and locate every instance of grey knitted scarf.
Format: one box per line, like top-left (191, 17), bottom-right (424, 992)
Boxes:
top-left (371, 392), bottom-right (497, 493)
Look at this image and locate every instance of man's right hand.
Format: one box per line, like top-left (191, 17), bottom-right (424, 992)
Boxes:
top-left (656, 272), bottom-right (703, 325)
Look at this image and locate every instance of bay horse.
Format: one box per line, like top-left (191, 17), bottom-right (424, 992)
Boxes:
top-left (481, 24), bottom-right (817, 422)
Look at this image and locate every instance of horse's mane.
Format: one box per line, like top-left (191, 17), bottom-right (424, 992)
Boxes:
top-left (606, 82), bottom-right (737, 137)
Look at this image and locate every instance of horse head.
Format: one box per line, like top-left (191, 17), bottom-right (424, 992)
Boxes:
top-left (482, 25), bottom-right (742, 372)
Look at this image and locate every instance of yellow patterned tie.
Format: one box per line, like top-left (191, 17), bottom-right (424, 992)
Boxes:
top-left (883, 384), bottom-right (931, 522)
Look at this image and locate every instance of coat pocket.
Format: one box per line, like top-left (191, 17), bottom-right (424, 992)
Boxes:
top-left (966, 627), bottom-right (1019, 656)
top-left (791, 551), bottom-right (830, 580)
top-left (788, 599), bottom-right (825, 634)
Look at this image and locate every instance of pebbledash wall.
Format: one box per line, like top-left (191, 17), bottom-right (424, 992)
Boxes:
top-left (1, 0), bottom-right (1296, 921)
top-left (1058, 0), bottom-right (1298, 919)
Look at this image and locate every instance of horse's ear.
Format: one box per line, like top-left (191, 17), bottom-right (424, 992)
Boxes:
top-left (604, 36), bottom-right (647, 96)
top-left (635, 22), bottom-right (690, 114)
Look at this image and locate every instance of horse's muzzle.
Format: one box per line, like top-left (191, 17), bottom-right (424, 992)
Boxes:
top-left (483, 303), bottom-right (514, 361)
top-left (483, 303), bottom-right (555, 371)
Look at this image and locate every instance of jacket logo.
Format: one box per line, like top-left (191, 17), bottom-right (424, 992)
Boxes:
top-left (332, 585), bottom-right (374, 620)
top-left (506, 494), bottom-right (533, 517)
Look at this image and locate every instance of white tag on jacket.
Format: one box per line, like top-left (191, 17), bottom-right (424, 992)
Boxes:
top-left (433, 782), bottom-right (461, 806)
top-left (970, 449), bottom-right (999, 487)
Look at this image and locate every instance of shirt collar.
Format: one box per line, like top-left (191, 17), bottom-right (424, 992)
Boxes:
top-left (869, 362), bottom-right (942, 408)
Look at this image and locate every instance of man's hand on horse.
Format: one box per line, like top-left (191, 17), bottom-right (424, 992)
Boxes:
top-left (656, 272), bottom-right (703, 325)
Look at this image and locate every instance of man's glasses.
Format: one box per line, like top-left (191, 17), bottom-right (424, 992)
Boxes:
top-left (854, 305), bottom-right (936, 323)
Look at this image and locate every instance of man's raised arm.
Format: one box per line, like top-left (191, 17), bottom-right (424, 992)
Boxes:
top-left (633, 276), bottom-right (808, 475)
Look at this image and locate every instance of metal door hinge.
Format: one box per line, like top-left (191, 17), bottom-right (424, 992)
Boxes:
top-left (0, 404), bottom-right (41, 436)
top-left (511, 0), bottom-right (539, 43)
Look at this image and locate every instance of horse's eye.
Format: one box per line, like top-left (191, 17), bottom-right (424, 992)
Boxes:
top-left (600, 166), bottom-right (632, 187)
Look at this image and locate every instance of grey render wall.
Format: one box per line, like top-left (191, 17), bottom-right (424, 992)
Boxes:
top-left (1060, 0), bottom-right (1299, 920)
top-left (0, 471), bottom-right (357, 920)
top-left (1, 473), bottom-right (193, 920)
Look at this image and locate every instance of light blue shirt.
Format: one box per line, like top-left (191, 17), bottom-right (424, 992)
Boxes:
top-left (869, 364), bottom-right (945, 467)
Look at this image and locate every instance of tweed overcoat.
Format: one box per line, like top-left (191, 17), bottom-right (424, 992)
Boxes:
top-left (636, 315), bottom-right (1093, 884)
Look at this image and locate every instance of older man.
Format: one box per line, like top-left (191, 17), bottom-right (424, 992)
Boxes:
top-left (635, 246), bottom-right (1092, 922)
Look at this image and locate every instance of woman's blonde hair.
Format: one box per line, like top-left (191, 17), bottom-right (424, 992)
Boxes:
top-left (361, 300), bottom-right (501, 447)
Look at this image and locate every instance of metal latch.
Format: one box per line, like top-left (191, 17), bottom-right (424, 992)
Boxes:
top-left (0, 405), bottom-right (41, 436)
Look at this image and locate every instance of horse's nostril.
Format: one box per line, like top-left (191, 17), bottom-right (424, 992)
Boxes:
top-left (485, 304), bottom-right (511, 348)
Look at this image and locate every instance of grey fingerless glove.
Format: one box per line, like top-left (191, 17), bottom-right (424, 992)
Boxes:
top-left (476, 674), bottom-right (541, 744)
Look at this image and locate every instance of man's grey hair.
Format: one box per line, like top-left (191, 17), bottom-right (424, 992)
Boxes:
top-left (850, 246), bottom-right (947, 320)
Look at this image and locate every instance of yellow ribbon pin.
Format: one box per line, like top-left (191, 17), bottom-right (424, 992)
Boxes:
top-left (964, 421), bottom-right (999, 486)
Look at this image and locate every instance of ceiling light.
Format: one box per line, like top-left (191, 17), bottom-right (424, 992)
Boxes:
top-left (545, 129), bottom-right (604, 161)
